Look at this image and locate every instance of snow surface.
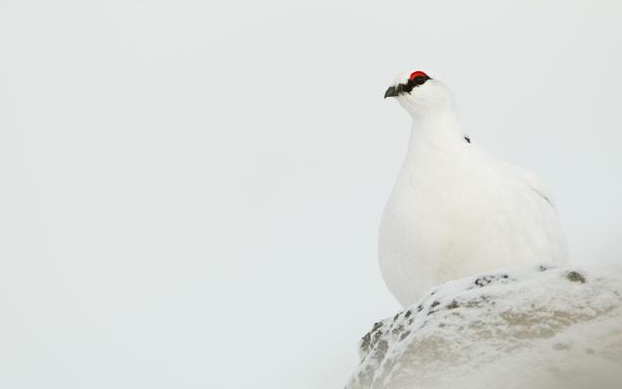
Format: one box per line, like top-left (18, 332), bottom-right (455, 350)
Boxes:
top-left (346, 264), bottom-right (622, 389)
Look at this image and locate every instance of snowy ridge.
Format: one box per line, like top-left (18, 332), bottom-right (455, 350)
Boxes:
top-left (346, 264), bottom-right (622, 389)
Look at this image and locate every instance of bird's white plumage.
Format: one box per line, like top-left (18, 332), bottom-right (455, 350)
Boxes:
top-left (379, 72), bottom-right (568, 307)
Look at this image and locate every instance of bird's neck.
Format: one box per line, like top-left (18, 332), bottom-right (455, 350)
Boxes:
top-left (407, 109), bottom-right (464, 153)
top-left (390, 109), bottom-right (468, 200)
top-left (392, 110), bottom-right (465, 192)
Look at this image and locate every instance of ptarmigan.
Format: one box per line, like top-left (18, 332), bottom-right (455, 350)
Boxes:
top-left (379, 70), bottom-right (568, 307)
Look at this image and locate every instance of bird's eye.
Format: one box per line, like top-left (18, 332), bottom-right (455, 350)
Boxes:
top-left (409, 71), bottom-right (429, 81)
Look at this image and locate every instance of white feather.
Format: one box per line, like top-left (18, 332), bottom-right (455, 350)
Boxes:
top-left (379, 73), bottom-right (568, 307)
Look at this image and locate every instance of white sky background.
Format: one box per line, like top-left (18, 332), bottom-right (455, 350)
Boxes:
top-left (1, 0), bottom-right (621, 388)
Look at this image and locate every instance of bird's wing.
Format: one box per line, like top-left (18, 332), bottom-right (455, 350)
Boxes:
top-left (476, 146), bottom-right (557, 209)
top-left (509, 164), bottom-right (556, 208)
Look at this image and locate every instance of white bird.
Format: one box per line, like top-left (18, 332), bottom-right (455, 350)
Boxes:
top-left (379, 70), bottom-right (568, 307)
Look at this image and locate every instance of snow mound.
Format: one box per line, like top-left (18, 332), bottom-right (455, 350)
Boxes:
top-left (346, 264), bottom-right (622, 389)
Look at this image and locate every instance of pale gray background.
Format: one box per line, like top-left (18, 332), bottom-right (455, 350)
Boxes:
top-left (1, 0), bottom-right (621, 388)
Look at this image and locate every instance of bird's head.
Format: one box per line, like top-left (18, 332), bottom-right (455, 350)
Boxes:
top-left (384, 71), bottom-right (455, 118)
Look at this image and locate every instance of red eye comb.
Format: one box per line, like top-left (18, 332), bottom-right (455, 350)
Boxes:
top-left (409, 71), bottom-right (429, 81)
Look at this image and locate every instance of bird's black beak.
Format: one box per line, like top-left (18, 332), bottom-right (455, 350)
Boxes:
top-left (384, 85), bottom-right (399, 99)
